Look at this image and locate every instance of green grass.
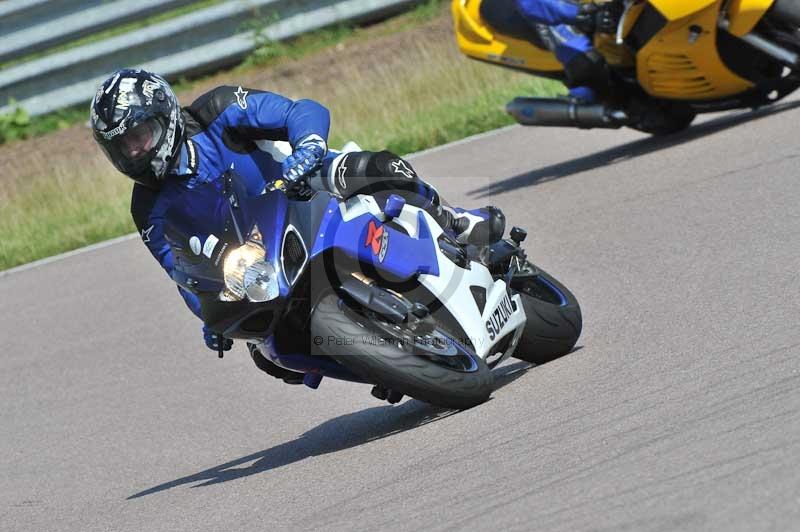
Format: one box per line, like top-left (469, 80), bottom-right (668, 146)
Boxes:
top-left (0, 0), bottom-right (444, 145)
top-left (0, 3), bottom-right (562, 271)
top-left (0, 157), bottom-right (134, 269)
top-left (0, 104), bottom-right (87, 144)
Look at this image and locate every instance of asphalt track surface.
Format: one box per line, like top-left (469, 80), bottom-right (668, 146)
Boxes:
top-left (3, 99), bottom-right (800, 532)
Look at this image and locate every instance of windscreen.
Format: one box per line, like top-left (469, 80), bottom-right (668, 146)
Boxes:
top-left (164, 171), bottom-right (255, 291)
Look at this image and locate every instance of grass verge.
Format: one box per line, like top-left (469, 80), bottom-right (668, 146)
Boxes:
top-left (0, 4), bottom-right (561, 271)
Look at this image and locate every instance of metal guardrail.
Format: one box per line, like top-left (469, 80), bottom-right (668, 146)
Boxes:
top-left (0, 0), bottom-right (197, 64)
top-left (0, 0), bottom-right (420, 117)
top-left (0, 0), bottom-right (106, 37)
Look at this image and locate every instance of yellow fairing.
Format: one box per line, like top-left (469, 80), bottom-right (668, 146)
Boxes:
top-left (452, 0), bottom-right (562, 73)
top-left (453, 0), bottom-right (766, 101)
top-left (637, 1), bottom-right (754, 99)
top-left (727, 0), bottom-right (775, 35)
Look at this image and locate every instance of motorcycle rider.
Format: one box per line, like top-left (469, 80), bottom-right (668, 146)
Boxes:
top-left (90, 68), bottom-right (505, 383)
top-left (514, 0), bottom-right (623, 102)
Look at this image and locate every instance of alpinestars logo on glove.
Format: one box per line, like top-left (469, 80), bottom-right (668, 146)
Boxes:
top-left (365, 221), bottom-right (389, 262)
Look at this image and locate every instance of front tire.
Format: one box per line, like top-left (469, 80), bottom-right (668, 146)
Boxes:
top-left (512, 266), bottom-right (582, 365)
top-left (310, 293), bottom-right (493, 409)
top-left (631, 102), bottom-right (696, 136)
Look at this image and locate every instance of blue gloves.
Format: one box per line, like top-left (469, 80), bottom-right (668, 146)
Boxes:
top-left (203, 325), bottom-right (233, 352)
top-left (282, 135), bottom-right (327, 182)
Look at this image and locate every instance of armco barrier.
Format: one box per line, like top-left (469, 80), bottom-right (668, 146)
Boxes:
top-left (0, 0), bottom-right (196, 64)
top-left (0, 0), bottom-right (106, 37)
top-left (0, 0), bottom-right (419, 117)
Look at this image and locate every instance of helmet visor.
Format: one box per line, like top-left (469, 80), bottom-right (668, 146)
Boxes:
top-left (119, 118), bottom-right (163, 162)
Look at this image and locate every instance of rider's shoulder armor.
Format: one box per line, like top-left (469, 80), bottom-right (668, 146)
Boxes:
top-left (183, 86), bottom-right (290, 154)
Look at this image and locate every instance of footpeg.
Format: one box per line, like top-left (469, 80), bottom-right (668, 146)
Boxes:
top-left (387, 390), bottom-right (404, 404)
top-left (371, 385), bottom-right (388, 400)
top-left (371, 385), bottom-right (404, 404)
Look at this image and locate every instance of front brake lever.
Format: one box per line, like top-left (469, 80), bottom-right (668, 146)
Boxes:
top-left (288, 177), bottom-right (315, 199)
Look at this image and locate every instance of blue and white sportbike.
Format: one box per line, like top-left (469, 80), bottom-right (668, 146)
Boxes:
top-left (165, 170), bottom-right (582, 410)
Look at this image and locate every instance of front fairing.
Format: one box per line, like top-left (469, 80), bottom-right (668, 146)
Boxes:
top-left (165, 172), bottom-right (301, 338)
top-left (165, 177), bottom-right (240, 294)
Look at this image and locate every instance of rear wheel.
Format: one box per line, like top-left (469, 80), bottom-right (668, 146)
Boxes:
top-left (310, 292), bottom-right (494, 409)
top-left (511, 265), bottom-right (582, 365)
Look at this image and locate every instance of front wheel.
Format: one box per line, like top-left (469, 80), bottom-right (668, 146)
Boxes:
top-left (310, 293), bottom-right (494, 409)
top-left (630, 102), bottom-right (696, 136)
top-left (512, 265), bottom-right (582, 365)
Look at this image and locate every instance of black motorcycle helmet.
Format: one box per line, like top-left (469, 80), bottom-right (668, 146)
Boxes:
top-left (90, 69), bottom-right (184, 189)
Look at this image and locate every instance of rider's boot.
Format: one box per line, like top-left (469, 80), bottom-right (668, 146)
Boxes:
top-left (247, 343), bottom-right (305, 385)
top-left (566, 86), bottom-right (597, 104)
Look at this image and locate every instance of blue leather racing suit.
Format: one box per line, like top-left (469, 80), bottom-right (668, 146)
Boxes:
top-left (515, 0), bottom-right (604, 101)
top-left (130, 85), bottom-right (331, 319)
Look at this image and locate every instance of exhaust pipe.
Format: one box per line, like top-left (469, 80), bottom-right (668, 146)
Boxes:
top-left (506, 97), bottom-right (628, 129)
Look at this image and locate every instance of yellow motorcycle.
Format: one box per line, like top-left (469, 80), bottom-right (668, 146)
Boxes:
top-left (453, 0), bottom-right (800, 134)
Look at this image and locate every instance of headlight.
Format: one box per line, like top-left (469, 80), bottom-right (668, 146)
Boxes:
top-left (220, 226), bottom-right (280, 302)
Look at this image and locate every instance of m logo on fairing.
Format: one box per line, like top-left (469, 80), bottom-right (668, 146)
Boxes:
top-left (485, 293), bottom-right (515, 341)
top-left (234, 86), bottom-right (248, 109)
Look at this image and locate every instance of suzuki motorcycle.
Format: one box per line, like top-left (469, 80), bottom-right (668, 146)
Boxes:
top-left (453, 0), bottom-right (800, 134)
top-left (164, 170), bottom-right (581, 410)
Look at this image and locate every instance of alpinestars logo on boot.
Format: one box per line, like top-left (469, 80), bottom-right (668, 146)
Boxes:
top-left (365, 221), bottom-right (389, 262)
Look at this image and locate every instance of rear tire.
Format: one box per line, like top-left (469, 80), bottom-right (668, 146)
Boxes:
top-left (512, 267), bottom-right (582, 365)
top-left (310, 293), bottom-right (494, 409)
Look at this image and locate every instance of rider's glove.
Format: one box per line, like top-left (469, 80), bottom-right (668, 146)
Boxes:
top-left (203, 325), bottom-right (233, 352)
top-left (575, 1), bottom-right (623, 35)
top-left (282, 135), bottom-right (327, 182)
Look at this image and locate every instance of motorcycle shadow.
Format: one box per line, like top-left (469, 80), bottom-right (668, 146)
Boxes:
top-left (127, 361), bottom-right (538, 499)
top-left (469, 100), bottom-right (800, 199)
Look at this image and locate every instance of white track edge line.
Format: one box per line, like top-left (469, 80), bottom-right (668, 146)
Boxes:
top-left (0, 233), bottom-right (139, 278)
